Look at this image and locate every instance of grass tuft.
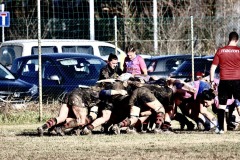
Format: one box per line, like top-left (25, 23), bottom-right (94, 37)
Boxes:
top-left (0, 102), bottom-right (60, 124)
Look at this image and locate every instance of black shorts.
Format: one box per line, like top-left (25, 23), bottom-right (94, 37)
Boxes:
top-left (218, 80), bottom-right (240, 105)
top-left (98, 95), bottom-right (129, 111)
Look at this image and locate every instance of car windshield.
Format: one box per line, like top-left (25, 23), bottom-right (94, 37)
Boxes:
top-left (62, 46), bottom-right (94, 55)
top-left (58, 58), bottom-right (105, 79)
top-left (99, 46), bottom-right (120, 56)
top-left (0, 64), bottom-right (15, 79)
top-left (32, 46), bottom-right (58, 54)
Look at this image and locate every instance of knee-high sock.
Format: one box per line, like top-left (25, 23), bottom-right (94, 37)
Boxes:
top-left (42, 118), bottom-right (57, 130)
top-left (218, 109), bottom-right (225, 131)
top-left (227, 104), bottom-right (235, 124)
top-left (142, 117), bottom-right (150, 131)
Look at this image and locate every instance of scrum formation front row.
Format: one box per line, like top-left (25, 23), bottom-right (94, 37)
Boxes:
top-left (37, 74), bottom-right (240, 136)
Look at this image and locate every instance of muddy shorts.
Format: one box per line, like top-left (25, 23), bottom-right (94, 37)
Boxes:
top-left (129, 87), bottom-right (156, 109)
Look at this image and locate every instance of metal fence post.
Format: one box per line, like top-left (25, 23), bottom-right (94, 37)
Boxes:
top-left (114, 16), bottom-right (117, 55)
top-left (89, 0), bottom-right (95, 40)
top-left (1, 2), bottom-right (4, 42)
top-left (153, 0), bottom-right (158, 55)
top-left (37, 0), bottom-right (42, 122)
top-left (191, 16), bottom-right (194, 81)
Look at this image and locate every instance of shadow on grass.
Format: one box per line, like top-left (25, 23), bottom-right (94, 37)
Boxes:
top-left (16, 130), bottom-right (108, 137)
top-left (16, 128), bottom-right (240, 137)
top-left (16, 131), bottom-right (40, 137)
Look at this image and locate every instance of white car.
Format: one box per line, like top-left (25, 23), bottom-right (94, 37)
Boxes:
top-left (0, 39), bottom-right (126, 69)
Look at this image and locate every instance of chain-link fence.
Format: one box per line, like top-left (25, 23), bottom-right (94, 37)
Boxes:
top-left (1, 0), bottom-right (239, 55)
top-left (1, 17), bottom-right (232, 56)
top-left (0, 0), bottom-right (239, 110)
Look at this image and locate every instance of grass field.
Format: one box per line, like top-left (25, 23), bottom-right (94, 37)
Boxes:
top-left (1, 124), bottom-right (240, 160)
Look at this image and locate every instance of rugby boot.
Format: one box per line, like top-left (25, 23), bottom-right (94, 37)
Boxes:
top-left (81, 126), bottom-right (92, 135)
top-left (126, 126), bottom-right (138, 134)
top-left (139, 127), bottom-right (149, 134)
top-left (112, 124), bottom-right (121, 135)
top-left (186, 121), bottom-right (195, 131)
top-left (215, 128), bottom-right (224, 134)
top-left (154, 124), bottom-right (163, 134)
top-left (70, 126), bottom-right (83, 136)
top-left (227, 122), bottom-right (239, 131)
top-left (197, 122), bottom-right (205, 131)
top-left (153, 128), bottom-right (162, 134)
top-left (161, 121), bottom-right (171, 131)
top-left (74, 128), bottom-right (82, 136)
top-left (55, 126), bottom-right (65, 136)
top-left (37, 126), bottom-right (44, 137)
top-left (139, 130), bottom-right (147, 134)
top-left (100, 124), bottom-right (112, 134)
top-left (233, 123), bottom-right (239, 130)
top-left (47, 126), bottom-right (56, 135)
top-left (162, 123), bottom-right (175, 134)
top-left (47, 127), bottom-right (58, 136)
top-left (37, 118), bottom-right (57, 136)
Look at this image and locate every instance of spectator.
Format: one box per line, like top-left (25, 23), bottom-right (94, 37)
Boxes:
top-left (123, 45), bottom-right (148, 76)
top-left (99, 53), bottom-right (122, 80)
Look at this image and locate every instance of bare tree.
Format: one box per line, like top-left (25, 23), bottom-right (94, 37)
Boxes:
top-left (4, 0), bottom-right (240, 56)
top-left (5, 0), bottom-right (51, 40)
top-left (96, 0), bottom-right (220, 55)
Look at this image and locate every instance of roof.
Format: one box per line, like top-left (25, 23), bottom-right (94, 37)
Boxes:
top-left (0, 39), bottom-right (116, 46)
top-left (15, 52), bottom-right (104, 60)
top-left (184, 55), bottom-right (214, 61)
top-left (145, 54), bottom-right (193, 60)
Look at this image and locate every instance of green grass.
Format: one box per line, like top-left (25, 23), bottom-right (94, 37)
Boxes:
top-left (1, 104), bottom-right (240, 159)
top-left (0, 102), bottom-right (59, 124)
top-left (1, 124), bottom-right (240, 160)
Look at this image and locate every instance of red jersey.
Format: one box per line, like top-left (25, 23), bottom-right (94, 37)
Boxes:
top-left (212, 45), bottom-right (240, 80)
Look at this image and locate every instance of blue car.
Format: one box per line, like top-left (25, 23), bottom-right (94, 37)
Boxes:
top-left (144, 55), bottom-right (194, 79)
top-left (0, 63), bottom-right (38, 104)
top-left (169, 56), bottom-right (220, 81)
top-left (11, 53), bottom-right (106, 101)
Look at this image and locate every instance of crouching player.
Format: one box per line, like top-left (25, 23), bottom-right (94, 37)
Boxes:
top-left (37, 86), bottom-right (101, 136)
top-left (112, 86), bottom-right (165, 134)
top-left (178, 89), bottom-right (218, 131)
top-left (81, 81), bottom-right (129, 135)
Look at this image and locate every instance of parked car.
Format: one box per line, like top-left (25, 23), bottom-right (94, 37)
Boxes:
top-left (0, 63), bottom-right (38, 104)
top-left (144, 55), bottom-right (194, 79)
top-left (11, 53), bottom-right (106, 101)
top-left (0, 39), bottom-right (125, 69)
top-left (169, 56), bottom-right (219, 81)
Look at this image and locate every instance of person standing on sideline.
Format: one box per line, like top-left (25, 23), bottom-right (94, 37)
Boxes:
top-left (123, 45), bottom-right (148, 76)
top-left (210, 31), bottom-right (240, 134)
top-left (99, 53), bottom-right (122, 80)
